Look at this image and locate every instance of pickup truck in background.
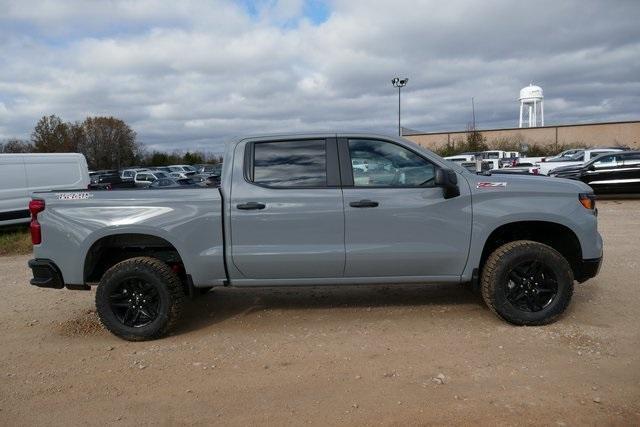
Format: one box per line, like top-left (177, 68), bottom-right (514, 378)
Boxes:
top-left (28, 133), bottom-right (603, 341)
top-left (536, 148), bottom-right (623, 175)
top-left (549, 150), bottom-right (640, 194)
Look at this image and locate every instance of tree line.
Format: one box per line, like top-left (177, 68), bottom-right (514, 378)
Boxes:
top-left (0, 115), bottom-right (222, 170)
top-left (432, 128), bottom-right (585, 158)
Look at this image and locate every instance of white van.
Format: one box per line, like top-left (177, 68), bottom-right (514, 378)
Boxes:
top-left (0, 153), bottom-right (90, 226)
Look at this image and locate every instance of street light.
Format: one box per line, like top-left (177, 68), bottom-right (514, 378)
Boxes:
top-left (391, 77), bottom-right (408, 136)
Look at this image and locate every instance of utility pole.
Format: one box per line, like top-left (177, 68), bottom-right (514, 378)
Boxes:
top-left (391, 77), bottom-right (408, 136)
top-left (471, 97), bottom-right (476, 130)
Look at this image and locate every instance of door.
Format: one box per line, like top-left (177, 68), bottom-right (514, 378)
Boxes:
top-left (340, 138), bottom-right (472, 278)
top-left (230, 138), bottom-right (345, 279)
top-left (134, 173), bottom-right (154, 187)
top-left (582, 152), bottom-right (640, 193)
top-left (0, 155), bottom-right (29, 224)
top-left (581, 153), bottom-right (621, 192)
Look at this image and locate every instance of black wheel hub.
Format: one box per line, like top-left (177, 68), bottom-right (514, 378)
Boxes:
top-left (505, 260), bottom-right (558, 312)
top-left (109, 278), bottom-right (160, 328)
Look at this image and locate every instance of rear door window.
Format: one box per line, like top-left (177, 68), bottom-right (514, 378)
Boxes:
top-left (622, 153), bottom-right (640, 166)
top-left (252, 140), bottom-right (327, 188)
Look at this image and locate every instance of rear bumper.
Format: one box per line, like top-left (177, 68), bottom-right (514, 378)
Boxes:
top-left (575, 256), bottom-right (603, 283)
top-left (28, 259), bottom-right (92, 290)
top-left (28, 259), bottom-right (64, 289)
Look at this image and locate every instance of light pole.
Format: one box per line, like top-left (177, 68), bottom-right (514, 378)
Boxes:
top-left (391, 77), bottom-right (408, 136)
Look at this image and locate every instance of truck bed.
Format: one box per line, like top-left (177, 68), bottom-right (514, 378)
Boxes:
top-left (32, 188), bottom-right (226, 287)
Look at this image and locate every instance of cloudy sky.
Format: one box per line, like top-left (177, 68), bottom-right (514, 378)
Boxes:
top-left (1, 0), bottom-right (639, 153)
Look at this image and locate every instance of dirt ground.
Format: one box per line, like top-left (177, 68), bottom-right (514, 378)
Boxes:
top-left (1, 200), bottom-right (639, 426)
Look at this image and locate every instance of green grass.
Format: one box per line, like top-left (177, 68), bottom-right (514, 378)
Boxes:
top-left (0, 226), bottom-right (32, 256)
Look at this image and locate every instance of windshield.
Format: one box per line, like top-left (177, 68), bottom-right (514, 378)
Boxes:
top-left (548, 151), bottom-right (584, 162)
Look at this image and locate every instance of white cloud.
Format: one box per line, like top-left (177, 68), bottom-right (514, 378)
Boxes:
top-left (0, 0), bottom-right (638, 152)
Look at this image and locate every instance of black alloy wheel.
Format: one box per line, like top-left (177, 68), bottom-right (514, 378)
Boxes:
top-left (481, 240), bottom-right (574, 326)
top-left (505, 260), bottom-right (558, 312)
top-left (96, 257), bottom-right (184, 341)
top-left (109, 278), bottom-right (160, 328)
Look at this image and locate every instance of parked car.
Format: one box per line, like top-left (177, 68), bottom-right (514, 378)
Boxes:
top-left (455, 160), bottom-right (493, 173)
top-left (148, 178), bottom-right (197, 189)
top-left (189, 175), bottom-right (209, 187)
top-left (89, 170), bottom-right (117, 183)
top-left (120, 168), bottom-right (150, 181)
top-left (489, 166), bottom-right (540, 176)
top-left (1, 153), bottom-right (89, 226)
top-left (134, 171), bottom-right (170, 188)
top-left (168, 165), bottom-right (197, 176)
top-left (536, 148), bottom-right (623, 175)
top-left (149, 166), bottom-right (172, 173)
top-left (196, 164), bottom-right (222, 175)
top-left (89, 171), bottom-right (136, 190)
top-left (28, 133), bottom-right (602, 341)
top-left (550, 151), bottom-right (640, 194)
top-left (169, 171), bottom-right (189, 179)
top-left (543, 149), bottom-right (584, 162)
top-left (444, 154), bottom-right (476, 164)
top-left (204, 174), bottom-right (221, 188)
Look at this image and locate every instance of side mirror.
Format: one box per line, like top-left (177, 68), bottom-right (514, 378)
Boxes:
top-left (587, 164), bottom-right (596, 171)
top-left (435, 168), bottom-right (460, 199)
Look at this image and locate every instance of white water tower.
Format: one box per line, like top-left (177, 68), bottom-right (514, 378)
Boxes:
top-left (518, 84), bottom-right (544, 127)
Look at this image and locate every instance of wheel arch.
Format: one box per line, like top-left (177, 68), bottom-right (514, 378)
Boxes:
top-left (478, 220), bottom-right (583, 279)
top-left (83, 232), bottom-right (186, 284)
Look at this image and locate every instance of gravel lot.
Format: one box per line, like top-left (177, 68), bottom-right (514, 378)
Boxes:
top-left (1, 199), bottom-right (639, 426)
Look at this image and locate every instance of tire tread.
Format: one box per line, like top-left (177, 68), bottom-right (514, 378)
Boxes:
top-left (96, 257), bottom-right (184, 341)
top-left (481, 240), bottom-right (574, 326)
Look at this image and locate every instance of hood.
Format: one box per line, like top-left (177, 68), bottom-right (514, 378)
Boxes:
top-left (548, 163), bottom-right (584, 173)
top-left (463, 171), bottom-right (592, 195)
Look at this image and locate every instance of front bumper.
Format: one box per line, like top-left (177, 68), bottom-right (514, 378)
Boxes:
top-left (575, 256), bottom-right (603, 283)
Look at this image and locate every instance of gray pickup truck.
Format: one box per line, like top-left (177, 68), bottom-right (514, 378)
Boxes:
top-left (28, 133), bottom-right (602, 341)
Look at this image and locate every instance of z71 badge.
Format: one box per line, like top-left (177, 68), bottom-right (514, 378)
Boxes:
top-left (56, 192), bottom-right (94, 200)
top-left (477, 182), bottom-right (507, 189)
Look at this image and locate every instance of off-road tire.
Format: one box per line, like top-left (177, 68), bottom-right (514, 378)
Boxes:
top-left (96, 257), bottom-right (184, 341)
top-left (481, 240), bottom-right (574, 326)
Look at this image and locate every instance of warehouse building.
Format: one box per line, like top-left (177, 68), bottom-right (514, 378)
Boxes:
top-left (404, 120), bottom-right (640, 152)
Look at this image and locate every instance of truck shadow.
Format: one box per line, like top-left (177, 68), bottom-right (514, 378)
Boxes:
top-left (176, 283), bottom-right (485, 335)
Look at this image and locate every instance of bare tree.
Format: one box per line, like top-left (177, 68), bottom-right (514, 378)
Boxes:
top-left (2, 138), bottom-right (34, 153)
top-left (80, 116), bottom-right (139, 169)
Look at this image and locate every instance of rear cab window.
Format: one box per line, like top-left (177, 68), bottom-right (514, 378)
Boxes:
top-left (249, 139), bottom-right (328, 188)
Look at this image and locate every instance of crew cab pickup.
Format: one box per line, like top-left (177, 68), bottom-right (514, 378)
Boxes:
top-left (28, 134), bottom-right (603, 341)
top-left (537, 148), bottom-right (623, 175)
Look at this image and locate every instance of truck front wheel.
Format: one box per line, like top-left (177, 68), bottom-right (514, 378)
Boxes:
top-left (481, 240), bottom-right (574, 326)
top-left (95, 257), bottom-right (184, 341)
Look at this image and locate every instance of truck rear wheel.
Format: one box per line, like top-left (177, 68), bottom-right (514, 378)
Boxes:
top-left (481, 240), bottom-right (574, 326)
top-left (95, 257), bottom-right (184, 341)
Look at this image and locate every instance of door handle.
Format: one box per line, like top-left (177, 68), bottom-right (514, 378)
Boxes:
top-left (349, 199), bottom-right (379, 208)
top-left (237, 202), bottom-right (266, 210)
